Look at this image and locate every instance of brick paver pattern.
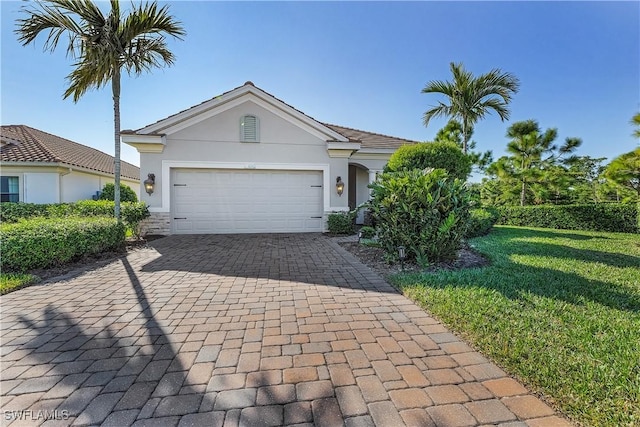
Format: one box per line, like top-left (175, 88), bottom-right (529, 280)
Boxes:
top-left (0, 234), bottom-right (573, 426)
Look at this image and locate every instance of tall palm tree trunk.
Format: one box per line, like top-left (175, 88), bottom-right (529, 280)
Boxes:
top-left (519, 156), bottom-right (527, 206)
top-left (112, 68), bottom-right (121, 221)
top-left (461, 120), bottom-right (468, 155)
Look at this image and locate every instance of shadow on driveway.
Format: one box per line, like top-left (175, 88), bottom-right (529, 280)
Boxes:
top-left (2, 234), bottom-right (397, 426)
top-left (140, 233), bottom-right (397, 294)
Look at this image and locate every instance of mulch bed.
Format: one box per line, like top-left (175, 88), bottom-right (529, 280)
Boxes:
top-left (338, 241), bottom-right (489, 279)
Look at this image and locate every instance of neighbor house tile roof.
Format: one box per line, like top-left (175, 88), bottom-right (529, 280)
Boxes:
top-left (123, 81), bottom-right (418, 150)
top-left (1, 125), bottom-right (140, 181)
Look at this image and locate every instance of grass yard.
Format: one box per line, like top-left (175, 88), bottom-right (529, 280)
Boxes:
top-left (0, 273), bottom-right (40, 295)
top-left (392, 226), bottom-right (640, 427)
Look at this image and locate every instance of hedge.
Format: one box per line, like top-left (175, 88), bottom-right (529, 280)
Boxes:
top-left (327, 211), bottom-right (355, 234)
top-left (0, 216), bottom-right (126, 272)
top-left (466, 207), bottom-right (500, 238)
top-left (0, 200), bottom-right (149, 237)
top-left (495, 204), bottom-right (639, 233)
top-left (99, 183), bottom-right (138, 202)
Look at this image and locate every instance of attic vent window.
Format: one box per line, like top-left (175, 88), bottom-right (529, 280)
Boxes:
top-left (240, 115), bottom-right (259, 142)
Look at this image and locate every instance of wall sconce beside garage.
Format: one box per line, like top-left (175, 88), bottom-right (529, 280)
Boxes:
top-left (336, 176), bottom-right (345, 196)
top-left (144, 173), bottom-right (156, 195)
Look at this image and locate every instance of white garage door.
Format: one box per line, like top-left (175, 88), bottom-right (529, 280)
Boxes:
top-left (171, 169), bottom-right (324, 234)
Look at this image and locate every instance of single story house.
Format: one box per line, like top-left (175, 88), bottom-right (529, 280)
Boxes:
top-left (1, 125), bottom-right (140, 204)
top-left (122, 82), bottom-right (417, 234)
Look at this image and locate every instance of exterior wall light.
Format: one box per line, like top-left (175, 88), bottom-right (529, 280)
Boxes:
top-left (336, 176), bottom-right (345, 196)
top-left (144, 173), bottom-right (155, 195)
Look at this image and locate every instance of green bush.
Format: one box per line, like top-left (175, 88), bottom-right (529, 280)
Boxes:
top-left (466, 207), bottom-right (500, 238)
top-left (1, 217), bottom-right (126, 272)
top-left (99, 183), bottom-right (138, 202)
top-left (384, 142), bottom-right (472, 180)
top-left (359, 226), bottom-right (376, 239)
top-left (327, 211), bottom-right (355, 234)
top-left (368, 168), bottom-right (471, 265)
top-left (0, 203), bottom-right (49, 223)
top-left (0, 200), bottom-right (149, 237)
top-left (496, 204), bottom-right (639, 233)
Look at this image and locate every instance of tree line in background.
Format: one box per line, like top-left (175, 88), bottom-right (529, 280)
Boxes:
top-left (422, 63), bottom-right (640, 207)
top-left (459, 116), bottom-right (640, 206)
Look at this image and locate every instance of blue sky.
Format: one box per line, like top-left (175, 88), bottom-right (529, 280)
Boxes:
top-left (2, 1), bottom-right (638, 177)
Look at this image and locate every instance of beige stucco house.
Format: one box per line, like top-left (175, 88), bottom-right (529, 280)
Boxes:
top-left (1, 125), bottom-right (140, 204)
top-left (123, 82), bottom-right (416, 234)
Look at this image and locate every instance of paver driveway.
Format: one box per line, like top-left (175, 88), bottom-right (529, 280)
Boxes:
top-left (1, 234), bottom-right (572, 427)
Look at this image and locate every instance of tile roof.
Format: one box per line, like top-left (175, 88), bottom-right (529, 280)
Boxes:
top-left (1, 125), bottom-right (140, 181)
top-left (125, 82), bottom-right (418, 150)
top-left (322, 123), bottom-right (418, 149)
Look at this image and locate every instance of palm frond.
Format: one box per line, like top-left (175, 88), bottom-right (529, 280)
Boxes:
top-left (423, 103), bottom-right (454, 127)
top-left (421, 62), bottom-right (520, 153)
top-left (16, 0), bottom-right (185, 101)
top-left (478, 98), bottom-right (510, 121)
top-left (421, 80), bottom-right (455, 96)
top-left (64, 58), bottom-right (108, 101)
top-left (15, 0), bottom-right (84, 55)
top-left (121, 1), bottom-right (185, 41)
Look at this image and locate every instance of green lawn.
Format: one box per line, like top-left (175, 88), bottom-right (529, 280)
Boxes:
top-left (392, 226), bottom-right (640, 427)
top-left (0, 273), bottom-right (40, 295)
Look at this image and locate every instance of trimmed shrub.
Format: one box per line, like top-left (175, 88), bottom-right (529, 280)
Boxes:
top-left (1, 217), bottom-right (126, 272)
top-left (466, 207), bottom-right (500, 238)
top-left (0, 200), bottom-right (149, 236)
top-left (327, 211), bottom-right (355, 234)
top-left (99, 183), bottom-right (138, 202)
top-left (0, 203), bottom-right (49, 223)
top-left (368, 168), bottom-right (471, 265)
top-left (359, 226), bottom-right (376, 239)
top-left (496, 204), bottom-right (639, 233)
top-left (384, 141), bottom-right (472, 180)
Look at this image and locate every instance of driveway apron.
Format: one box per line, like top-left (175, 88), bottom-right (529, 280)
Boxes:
top-left (0, 234), bottom-right (572, 426)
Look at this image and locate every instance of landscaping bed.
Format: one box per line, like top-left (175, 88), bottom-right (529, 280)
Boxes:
top-left (339, 240), bottom-right (489, 276)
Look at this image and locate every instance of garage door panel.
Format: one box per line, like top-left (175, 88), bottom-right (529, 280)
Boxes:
top-left (171, 169), bottom-right (324, 234)
top-left (306, 218), bottom-right (323, 229)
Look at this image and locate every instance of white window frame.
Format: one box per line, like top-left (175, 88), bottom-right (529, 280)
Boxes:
top-left (1, 176), bottom-right (20, 202)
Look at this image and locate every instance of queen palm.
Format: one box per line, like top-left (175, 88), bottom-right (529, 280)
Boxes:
top-left (422, 62), bottom-right (520, 154)
top-left (16, 0), bottom-right (185, 219)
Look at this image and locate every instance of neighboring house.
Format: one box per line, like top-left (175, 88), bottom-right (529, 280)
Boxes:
top-left (122, 81), bottom-right (416, 235)
top-left (1, 125), bottom-right (140, 204)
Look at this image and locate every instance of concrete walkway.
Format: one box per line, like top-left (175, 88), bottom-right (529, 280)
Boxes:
top-left (1, 234), bottom-right (572, 427)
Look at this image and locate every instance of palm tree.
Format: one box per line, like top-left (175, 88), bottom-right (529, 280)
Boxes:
top-left (16, 0), bottom-right (185, 220)
top-left (422, 62), bottom-right (520, 154)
